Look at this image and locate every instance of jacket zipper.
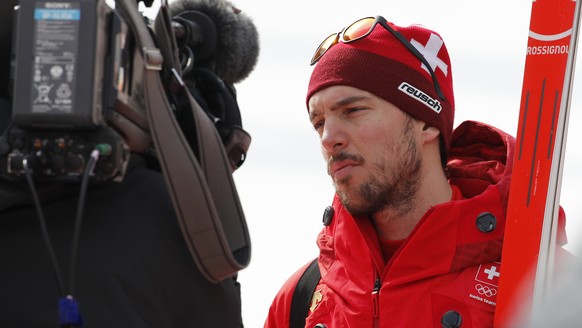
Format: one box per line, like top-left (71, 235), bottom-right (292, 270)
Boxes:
top-left (372, 277), bottom-right (381, 328)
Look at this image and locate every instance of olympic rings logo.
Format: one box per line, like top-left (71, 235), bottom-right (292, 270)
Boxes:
top-left (475, 284), bottom-right (497, 297)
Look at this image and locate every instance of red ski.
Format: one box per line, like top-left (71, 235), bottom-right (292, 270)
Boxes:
top-left (494, 0), bottom-right (581, 326)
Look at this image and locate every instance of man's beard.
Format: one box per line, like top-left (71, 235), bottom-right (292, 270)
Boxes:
top-left (333, 119), bottom-right (422, 217)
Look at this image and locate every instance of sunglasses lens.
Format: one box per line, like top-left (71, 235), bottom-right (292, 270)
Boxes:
top-left (343, 17), bottom-right (375, 41)
top-left (311, 33), bottom-right (339, 64)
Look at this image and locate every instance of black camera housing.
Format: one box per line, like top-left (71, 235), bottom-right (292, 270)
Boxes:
top-left (2, 0), bottom-right (151, 181)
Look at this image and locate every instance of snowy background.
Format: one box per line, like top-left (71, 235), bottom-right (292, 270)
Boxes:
top-left (138, 1), bottom-right (582, 327)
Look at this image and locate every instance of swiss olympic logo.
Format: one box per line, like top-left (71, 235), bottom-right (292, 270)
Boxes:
top-left (469, 262), bottom-right (501, 305)
top-left (475, 284), bottom-right (497, 297)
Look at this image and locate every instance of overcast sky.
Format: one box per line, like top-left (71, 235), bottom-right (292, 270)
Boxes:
top-left (142, 1), bottom-right (582, 327)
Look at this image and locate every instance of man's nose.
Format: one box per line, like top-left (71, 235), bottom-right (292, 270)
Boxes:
top-left (320, 118), bottom-right (347, 153)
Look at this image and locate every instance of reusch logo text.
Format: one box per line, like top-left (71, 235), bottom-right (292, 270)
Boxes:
top-left (398, 82), bottom-right (442, 114)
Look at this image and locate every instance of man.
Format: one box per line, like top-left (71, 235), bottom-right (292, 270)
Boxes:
top-left (264, 16), bottom-right (568, 327)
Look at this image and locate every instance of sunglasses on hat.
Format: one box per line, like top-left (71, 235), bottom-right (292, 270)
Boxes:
top-left (310, 16), bottom-right (446, 100)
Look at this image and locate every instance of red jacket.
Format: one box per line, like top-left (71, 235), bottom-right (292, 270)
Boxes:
top-left (265, 121), bottom-right (568, 328)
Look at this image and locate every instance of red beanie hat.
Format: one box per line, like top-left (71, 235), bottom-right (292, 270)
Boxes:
top-left (307, 18), bottom-right (455, 158)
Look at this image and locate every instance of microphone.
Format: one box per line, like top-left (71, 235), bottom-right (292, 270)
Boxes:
top-left (168, 0), bottom-right (260, 84)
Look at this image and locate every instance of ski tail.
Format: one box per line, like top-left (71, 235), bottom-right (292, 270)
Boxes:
top-left (494, 0), bottom-right (581, 327)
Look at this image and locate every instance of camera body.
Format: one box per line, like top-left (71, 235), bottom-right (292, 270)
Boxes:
top-left (1, 0), bottom-right (151, 181)
top-left (0, 0), bottom-right (254, 285)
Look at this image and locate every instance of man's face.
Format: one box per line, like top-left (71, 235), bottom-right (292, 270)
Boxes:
top-left (308, 85), bottom-right (423, 217)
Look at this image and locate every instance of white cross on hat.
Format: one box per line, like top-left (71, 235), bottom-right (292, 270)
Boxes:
top-left (411, 33), bottom-right (448, 76)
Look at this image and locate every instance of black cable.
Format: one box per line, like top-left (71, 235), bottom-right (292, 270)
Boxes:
top-left (23, 158), bottom-right (66, 297)
top-left (69, 150), bottom-right (99, 295)
top-left (23, 149), bottom-right (100, 327)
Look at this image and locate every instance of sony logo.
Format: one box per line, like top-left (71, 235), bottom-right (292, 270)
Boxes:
top-left (44, 2), bottom-right (72, 9)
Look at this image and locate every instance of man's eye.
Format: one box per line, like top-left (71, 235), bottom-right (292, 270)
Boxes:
top-left (345, 107), bottom-right (364, 114)
top-left (313, 120), bottom-right (324, 131)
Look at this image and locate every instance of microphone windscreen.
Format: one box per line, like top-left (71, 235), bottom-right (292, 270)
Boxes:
top-left (168, 0), bottom-right (260, 84)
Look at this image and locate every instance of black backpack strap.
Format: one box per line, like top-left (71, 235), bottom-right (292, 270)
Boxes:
top-left (290, 258), bottom-right (321, 328)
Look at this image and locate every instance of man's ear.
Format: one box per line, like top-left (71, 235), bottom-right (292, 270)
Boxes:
top-left (421, 124), bottom-right (440, 145)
